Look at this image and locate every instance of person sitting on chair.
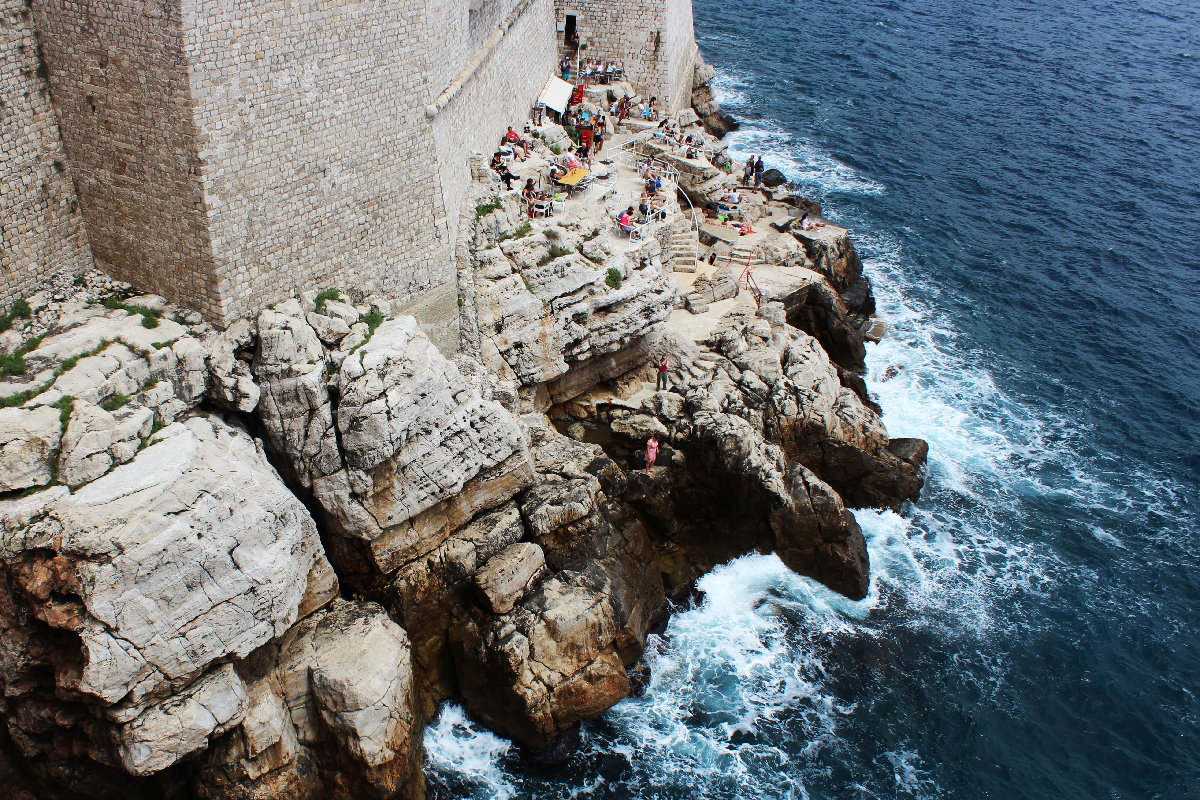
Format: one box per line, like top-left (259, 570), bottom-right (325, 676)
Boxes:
top-left (522, 179), bottom-right (537, 217)
top-left (504, 127), bottom-right (531, 160)
top-left (618, 207), bottom-right (634, 233)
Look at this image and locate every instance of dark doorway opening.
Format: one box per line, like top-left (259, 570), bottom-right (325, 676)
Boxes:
top-left (564, 15), bottom-right (576, 46)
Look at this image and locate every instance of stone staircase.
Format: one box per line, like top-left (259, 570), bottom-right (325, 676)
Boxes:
top-left (668, 215), bottom-right (699, 273)
top-left (719, 243), bottom-right (770, 273)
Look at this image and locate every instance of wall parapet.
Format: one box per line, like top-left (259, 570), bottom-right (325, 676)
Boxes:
top-left (425, 0), bottom-right (541, 120)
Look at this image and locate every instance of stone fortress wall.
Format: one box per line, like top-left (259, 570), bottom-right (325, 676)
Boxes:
top-left (554, 0), bottom-right (698, 114)
top-left (0, 0), bottom-right (94, 310)
top-left (0, 0), bottom-right (694, 327)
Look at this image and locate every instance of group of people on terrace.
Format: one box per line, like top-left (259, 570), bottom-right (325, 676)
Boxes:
top-left (610, 95), bottom-right (660, 129)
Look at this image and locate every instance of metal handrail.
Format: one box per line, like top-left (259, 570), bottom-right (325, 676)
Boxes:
top-left (674, 185), bottom-right (700, 272)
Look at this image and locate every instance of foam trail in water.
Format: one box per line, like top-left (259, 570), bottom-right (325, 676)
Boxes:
top-left (424, 704), bottom-right (515, 799)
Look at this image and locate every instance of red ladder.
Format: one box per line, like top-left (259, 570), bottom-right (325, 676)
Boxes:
top-left (738, 252), bottom-right (763, 307)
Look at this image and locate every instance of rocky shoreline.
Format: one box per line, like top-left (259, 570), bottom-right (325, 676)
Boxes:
top-left (0, 59), bottom-right (925, 800)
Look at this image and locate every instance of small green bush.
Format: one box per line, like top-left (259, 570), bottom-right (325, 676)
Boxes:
top-left (314, 288), bottom-right (341, 311)
top-left (523, 277), bottom-right (538, 293)
top-left (350, 308), bottom-right (385, 353)
top-left (550, 144), bottom-right (562, 156)
top-left (563, 125), bottom-right (581, 146)
top-left (101, 394), bottom-right (131, 412)
top-left (544, 228), bottom-right (560, 240)
top-left (10, 300), bottom-right (31, 319)
top-left (73, 276), bottom-right (87, 287)
top-left (0, 353), bottom-right (25, 376)
top-left (549, 244), bottom-right (573, 259)
top-left (103, 296), bottom-right (123, 310)
top-left (141, 314), bottom-right (159, 329)
top-left (475, 197), bottom-right (503, 218)
top-left (605, 268), bottom-right (623, 289)
top-left (531, 130), bottom-right (541, 139)
top-left (143, 377), bottom-right (158, 390)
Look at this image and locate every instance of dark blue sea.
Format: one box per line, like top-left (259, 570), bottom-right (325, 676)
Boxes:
top-left (426, 0), bottom-right (1200, 796)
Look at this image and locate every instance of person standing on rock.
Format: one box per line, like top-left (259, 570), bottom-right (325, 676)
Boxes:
top-left (754, 156), bottom-right (765, 189)
top-left (743, 156), bottom-right (756, 186)
top-left (644, 436), bottom-right (659, 471)
top-left (656, 356), bottom-right (670, 391)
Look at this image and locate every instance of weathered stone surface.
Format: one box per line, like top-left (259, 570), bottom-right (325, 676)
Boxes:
top-left (306, 312), bottom-right (352, 345)
top-left (253, 305), bottom-right (339, 488)
top-left (277, 599), bottom-right (416, 771)
top-left (119, 663), bottom-right (248, 776)
top-left (474, 542), bottom-right (546, 614)
top-left (207, 326), bottom-right (261, 410)
top-left (451, 575), bottom-right (628, 748)
top-left (468, 198), bottom-right (676, 402)
top-left (58, 401), bottom-right (116, 486)
top-left (0, 406), bottom-right (62, 490)
top-left (15, 416), bottom-right (330, 709)
top-left (328, 316), bottom-right (528, 537)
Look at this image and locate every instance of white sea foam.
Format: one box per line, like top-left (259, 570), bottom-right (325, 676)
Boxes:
top-left (424, 704), bottom-right (515, 799)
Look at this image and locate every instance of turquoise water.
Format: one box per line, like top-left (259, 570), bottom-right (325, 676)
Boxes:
top-left (426, 1), bottom-right (1200, 796)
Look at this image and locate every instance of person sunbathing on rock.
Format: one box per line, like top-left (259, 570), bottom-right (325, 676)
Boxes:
top-left (799, 212), bottom-right (826, 230)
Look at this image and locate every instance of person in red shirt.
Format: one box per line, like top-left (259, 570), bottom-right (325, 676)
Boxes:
top-left (655, 356), bottom-right (669, 390)
top-left (644, 436), bottom-right (659, 471)
top-left (504, 127), bottom-right (531, 160)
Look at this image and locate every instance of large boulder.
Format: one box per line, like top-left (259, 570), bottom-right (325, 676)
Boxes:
top-left (0, 415), bottom-right (337, 784)
top-left (0, 406), bottom-right (62, 491)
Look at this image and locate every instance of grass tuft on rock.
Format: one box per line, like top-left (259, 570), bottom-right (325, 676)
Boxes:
top-left (52, 396), bottom-right (75, 430)
top-left (350, 308), bottom-right (385, 354)
top-left (314, 288), bottom-right (341, 311)
top-left (605, 267), bottom-right (623, 289)
top-left (101, 394), bottom-right (131, 412)
top-left (475, 197), bottom-right (503, 218)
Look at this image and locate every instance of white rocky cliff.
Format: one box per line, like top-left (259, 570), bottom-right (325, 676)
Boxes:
top-left (0, 104), bottom-right (924, 799)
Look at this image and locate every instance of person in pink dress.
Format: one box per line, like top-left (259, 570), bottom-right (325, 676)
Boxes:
top-left (644, 436), bottom-right (659, 471)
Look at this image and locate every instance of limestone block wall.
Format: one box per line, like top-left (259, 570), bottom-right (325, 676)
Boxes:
top-left (182, 0), bottom-right (452, 322)
top-left (0, 0), bottom-right (94, 309)
top-left (663, 0), bottom-right (698, 114)
top-left (31, 0), bottom-right (220, 318)
top-left (432, 0), bottom-right (557, 250)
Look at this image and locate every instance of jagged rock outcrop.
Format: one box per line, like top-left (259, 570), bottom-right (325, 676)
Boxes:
top-left (196, 599), bottom-right (419, 800)
top-left (0, 416), bottom-right (347, 794)
top-left (792, 225), bottom-right (875, 318)
top-left (461, 195), bottom-right (677, 412)
top-left (450, 419), bottom-right (662, 749)
top-left (552, 308), bottom-right (925, 599)
top-left (691, 59), bottom-right (738, 138)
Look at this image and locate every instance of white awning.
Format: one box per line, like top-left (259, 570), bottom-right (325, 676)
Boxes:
top-left (538, 76), bottom-right (574, 113)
